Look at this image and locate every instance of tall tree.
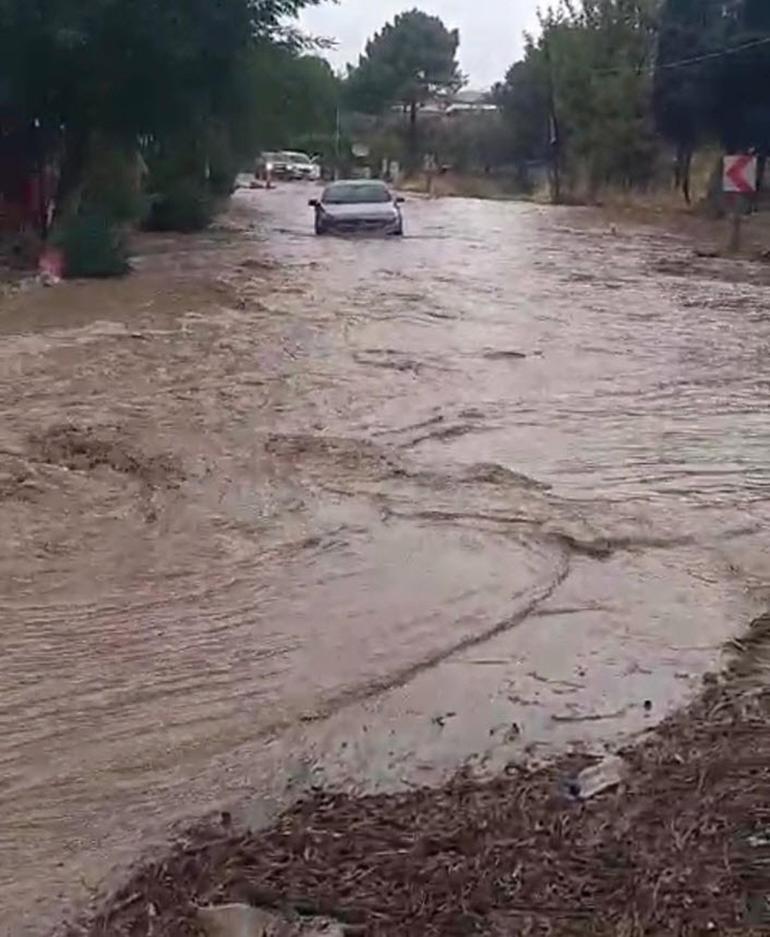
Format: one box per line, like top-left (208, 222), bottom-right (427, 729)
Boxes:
top-left (712, 0), bottom-right (770, 157)
top-left (0, 0), bottom-right (323, 215)
top-left (654, 0), bottom-right (727, 201)
top-left (345, 9), bottom-right (462, 163)
top-left (493, 43), bottom-right (550, 168)
top-left (497, 1), bottom-right (660, 201)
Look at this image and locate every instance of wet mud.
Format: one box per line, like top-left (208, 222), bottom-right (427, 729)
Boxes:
top-left (2, 186), bottom-right (770, 934)
top-left (70, 673), bottom-right (770, 937)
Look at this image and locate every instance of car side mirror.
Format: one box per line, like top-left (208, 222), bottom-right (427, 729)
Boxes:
top-left (395, 196), bottom-right (405, 204)
top-left (309, 199), bottom-right (319, 207)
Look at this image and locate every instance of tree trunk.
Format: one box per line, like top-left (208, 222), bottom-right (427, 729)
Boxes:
top-left (682, 146), bottom-right (693, 205)
top-left (544, 39), bottom-right (561, 205)
top-left (408, 99), bottom-right (418, 172)
top-left (674, 144), bottom-right (693, 205)
top-left (53, 126), bottom-right (89, 226)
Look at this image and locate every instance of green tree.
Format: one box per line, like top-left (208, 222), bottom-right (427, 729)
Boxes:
top-left (498, 0), bottom-right (660, 201)
top-left (493, 41), bottom-right (550, 167)
top-left (0, 0), bottom-right (323, 220)
top-left (654, 0), bottom-right (727, 201)
top-left (345, 9), bottom-right (462, 164)
top-left (712, 0), bottom-right (770, 157)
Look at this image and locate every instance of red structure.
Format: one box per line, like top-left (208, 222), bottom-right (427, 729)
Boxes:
top-left (0, 116), bottom-right (56, 237)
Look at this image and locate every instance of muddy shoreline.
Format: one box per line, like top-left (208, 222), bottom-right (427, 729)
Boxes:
top-left (64, 617), bottom-right (770, 937)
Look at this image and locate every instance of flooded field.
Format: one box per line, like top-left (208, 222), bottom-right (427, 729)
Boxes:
top-left (2, 185), bottom-right (770, 935)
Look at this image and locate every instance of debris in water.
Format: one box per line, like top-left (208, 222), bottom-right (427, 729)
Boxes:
top-left (431, 711), bottom-right (456, 728)
top-left (504, 722), bottom-right (521, 742)
top-left (29, 424), bottom-right (182, 488)
top-left (481, 349), bottom-right (527, 361)
top-left (568, 754), bottom-right (628, 800)
top-left (38, 246), bottom-right (64, 285)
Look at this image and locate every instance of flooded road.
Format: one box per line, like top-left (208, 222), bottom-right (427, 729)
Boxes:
top-left (2, 185), bottom-right (770, 934)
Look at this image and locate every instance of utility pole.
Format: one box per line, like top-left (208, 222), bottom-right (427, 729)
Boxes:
top-left (543, 35), bottom-right (561, 205)
top-left (334, 105), bottom-right (341, 181)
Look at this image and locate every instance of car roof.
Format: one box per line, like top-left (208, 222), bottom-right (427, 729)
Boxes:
top-left (326, 179), bottom-right (388, 188)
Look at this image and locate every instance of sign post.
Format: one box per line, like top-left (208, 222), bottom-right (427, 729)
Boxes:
top-left (723, 154), bottom-right (758, 253)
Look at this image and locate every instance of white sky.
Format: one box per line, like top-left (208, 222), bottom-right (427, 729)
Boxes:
top-left (299, 1), bottom-right (543, 89)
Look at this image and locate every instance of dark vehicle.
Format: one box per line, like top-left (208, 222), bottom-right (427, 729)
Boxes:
top-left (309, 180), bottom-right (404, 236)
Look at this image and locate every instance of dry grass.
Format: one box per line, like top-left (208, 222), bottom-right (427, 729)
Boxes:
top-left (399, 172), bottom-right (524, 201)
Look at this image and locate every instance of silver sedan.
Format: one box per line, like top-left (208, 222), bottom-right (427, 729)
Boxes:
top-left (309, 180), bottom-right (404, 236)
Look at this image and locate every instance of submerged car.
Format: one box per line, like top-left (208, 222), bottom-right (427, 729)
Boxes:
top-left (309, 180), bottom-right (404, 236)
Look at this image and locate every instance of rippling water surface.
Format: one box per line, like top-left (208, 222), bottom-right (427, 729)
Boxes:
top-left (1, 186), bottom-right (769, 934)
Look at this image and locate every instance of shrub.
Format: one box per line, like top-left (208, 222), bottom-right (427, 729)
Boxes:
top-left (52, 212), bottom-right (130, 278)
top-left (144, 179), bottom-right (216, 232)
top-left (81, 141), bottom-right (149, 225)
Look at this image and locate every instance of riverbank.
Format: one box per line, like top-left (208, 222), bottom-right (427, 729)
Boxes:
top-left (65, 616), bottom-right (770, 937)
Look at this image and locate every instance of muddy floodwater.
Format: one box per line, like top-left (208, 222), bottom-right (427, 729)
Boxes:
top-left (2, 185), bottom-right (770, 934)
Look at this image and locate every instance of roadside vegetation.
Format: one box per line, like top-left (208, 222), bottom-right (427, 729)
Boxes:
top-left (496, 0), bottom-right (770, 205)
top-left (345, 1), bottom-right (770, 206)
top-left (0, 0), bottom-right (340, 275)
top-left (5, 1), bottom-right (769, 276)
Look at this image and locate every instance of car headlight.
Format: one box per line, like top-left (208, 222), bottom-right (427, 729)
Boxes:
top-left (266, 162), bottom-right (274, 172)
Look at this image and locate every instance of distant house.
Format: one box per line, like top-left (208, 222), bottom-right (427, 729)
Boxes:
top-left (445, 90), bottom-right (498, 116)
top-left (392, 89), bottom-right (499, 120)
top-left (421, 89), bottom-right (498, 118)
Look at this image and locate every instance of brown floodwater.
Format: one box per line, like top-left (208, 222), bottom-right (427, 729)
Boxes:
top-left (2, 185), bottom-right (770, 934)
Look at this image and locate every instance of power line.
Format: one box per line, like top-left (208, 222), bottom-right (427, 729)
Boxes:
top-left (549, 33), bottom-right (770, 80)
top-left (657, 34), bottom-right (770, 72)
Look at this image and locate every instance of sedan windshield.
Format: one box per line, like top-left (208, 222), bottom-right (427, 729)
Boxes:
top-left (323, 183), bottom-right (391, 205)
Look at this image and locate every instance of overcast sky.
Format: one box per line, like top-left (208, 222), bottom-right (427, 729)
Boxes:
top-left (299, 1), bottom-right (542, 89)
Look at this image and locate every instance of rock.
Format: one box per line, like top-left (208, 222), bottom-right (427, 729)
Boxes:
top-left (197, 905), bottom-right (294, 937)
top-left (568, 755), bottom-right (628, 801)
top-left (197, 905), bottom-right (347, 937)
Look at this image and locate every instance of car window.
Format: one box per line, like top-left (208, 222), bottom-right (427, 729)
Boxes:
top-left (323, 183), bottom-right (391, 205)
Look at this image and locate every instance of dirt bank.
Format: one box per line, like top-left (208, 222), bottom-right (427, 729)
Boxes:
top-left (64, 616), bottom-right (770, 937)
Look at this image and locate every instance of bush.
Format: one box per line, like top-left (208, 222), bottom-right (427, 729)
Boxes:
top-left (144, 179), bottom-right (216, 232)
top-left (81, 141), bottom-right (149, 225)
top-left (52, 212), bottom-right (130, 278)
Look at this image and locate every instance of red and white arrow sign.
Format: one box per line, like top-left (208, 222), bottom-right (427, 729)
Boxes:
top-left (723, 154), bottom-right (758, 194)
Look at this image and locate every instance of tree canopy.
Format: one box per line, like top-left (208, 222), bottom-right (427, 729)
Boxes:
top-left (495, 0), bottom-right (659, 199)
top-left (345, 9), bottom-right (462, 120)
top-left (0, 0), bottom-right (332, 238)
top-left (653, 0), bottom-right (770, 197)
top-left (493, 0), bottom-right (770, 203)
